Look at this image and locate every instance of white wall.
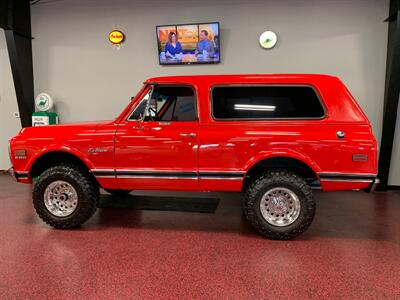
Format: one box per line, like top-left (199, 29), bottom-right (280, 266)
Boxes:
top-left (30, 0), bottom-right (400, 183)
top-left (31, 0), bottom-right (389, 143)
top-left (0, 29), bottom-right (22, 170)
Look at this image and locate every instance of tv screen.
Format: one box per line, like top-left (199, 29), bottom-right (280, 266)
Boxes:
top-left (156, 22), bottom-right (220, 65)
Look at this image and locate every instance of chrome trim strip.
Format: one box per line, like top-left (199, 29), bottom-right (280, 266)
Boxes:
top-left (91, 169), bottom-right (246, 180)
top-left (318, 172), bottom-right (377, 175)
top-left (200, 170), bottom-right (246, 174)
top-left (318, 172), bottom-right (377, 178)
top-left (92, 169), bottom-right (245, 173)
top-left (199, 174), bottom-right (243, 178)
top-left (199, 177), bottom-right (243, 180)
top-left (117, 171), bottom-right (197, 178)
top-left (118, 175), bottom-right (197, 180)
top-left (14, 171), bottom-right (29, 179)
top-left (311, 186), bottom-right (322, 190)
top-left (15, 171), bottom-right (28, 175)
top-left (320, 178), bottom-right (374, 183)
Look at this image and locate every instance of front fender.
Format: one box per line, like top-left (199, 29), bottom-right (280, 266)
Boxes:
top-left (26, 145), bottom-right (95, 173)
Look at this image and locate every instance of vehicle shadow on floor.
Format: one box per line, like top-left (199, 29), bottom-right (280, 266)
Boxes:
top-left (20, 187), bottom-right (400, 243)
top-left (89, 191), bottom-right (258, 236)
top-left (84, 191), bottom-right (400, 243)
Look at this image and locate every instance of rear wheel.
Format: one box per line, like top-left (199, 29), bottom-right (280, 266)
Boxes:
top-left (105, 189), bottom-right (132, 197)
top-left (32, 164), bottom-right (99, 229)
top-left (243, 170), bottom-right (315, 240)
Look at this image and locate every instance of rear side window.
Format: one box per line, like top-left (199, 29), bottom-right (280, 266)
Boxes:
top-left (212, 86), bottom-right (325, 119)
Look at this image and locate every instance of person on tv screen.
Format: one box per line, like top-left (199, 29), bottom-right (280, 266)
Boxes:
top-left (164, 32), bottom-right (183, 58)
top-left (195, 30), bottom-right (215, 58)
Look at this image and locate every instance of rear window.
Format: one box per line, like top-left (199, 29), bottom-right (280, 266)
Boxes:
top-left (212, 86), bottom-right (325, 119)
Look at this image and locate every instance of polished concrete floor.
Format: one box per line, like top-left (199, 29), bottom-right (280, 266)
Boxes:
top-left (0, 173), bottom-right (400, 299)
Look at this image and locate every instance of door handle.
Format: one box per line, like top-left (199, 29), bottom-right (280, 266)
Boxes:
top-left (180, 133), bottom-right (197, 137)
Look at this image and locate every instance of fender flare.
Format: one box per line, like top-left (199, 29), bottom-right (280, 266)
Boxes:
top-left (244, 149), bottom-right (322, 175)
top-left (26, 145), bottom-right (95, 173)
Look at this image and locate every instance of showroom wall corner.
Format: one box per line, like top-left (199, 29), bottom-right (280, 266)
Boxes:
top-left (0, 29), bottom-right (21, 170)
top-left (388, 102), bottom-right (400, 185)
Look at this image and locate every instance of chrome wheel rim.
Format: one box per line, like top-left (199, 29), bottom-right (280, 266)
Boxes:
top-left (260, 187), bottom-right (301, 227)
top-left (44, 180), bottom-right (78, 217)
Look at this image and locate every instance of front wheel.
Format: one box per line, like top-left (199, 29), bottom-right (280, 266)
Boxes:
top-left (32, 164), bottom-right (99, 229)
top-left (243, 170), bottom-right (315, 240)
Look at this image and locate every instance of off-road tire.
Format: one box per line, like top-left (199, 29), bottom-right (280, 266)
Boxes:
top-left (244, 170), bottom-right (315, 240)
top-left (32, 164), bottom-right (99, 229)
top-left (105, 189), bottom-right (132, 197)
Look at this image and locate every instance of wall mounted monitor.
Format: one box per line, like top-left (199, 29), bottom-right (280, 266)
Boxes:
top-left (156, 22), bottom-right (220, 65)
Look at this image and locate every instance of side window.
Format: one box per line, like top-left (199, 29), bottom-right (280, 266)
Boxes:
top-left (212, 86), bottom-right (325, 119)
top-left (172, 96), bottom-right (196, 121)
top-left (128, 89), bottom-right (151, 120)
top-left (146, 86), bottom-right (197, 121)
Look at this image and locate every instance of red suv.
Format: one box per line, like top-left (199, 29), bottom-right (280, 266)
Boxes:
top-left (9, 74), bottom-right (378, 239)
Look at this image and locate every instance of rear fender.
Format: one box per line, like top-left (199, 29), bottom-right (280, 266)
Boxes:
top-left (245, 150), bottom-right (322, 174)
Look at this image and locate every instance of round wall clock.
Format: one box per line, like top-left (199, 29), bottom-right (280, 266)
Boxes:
top-left (259, 31), bottom-right (278, 49)
top-left (35, 93), bottom-right (53, 111)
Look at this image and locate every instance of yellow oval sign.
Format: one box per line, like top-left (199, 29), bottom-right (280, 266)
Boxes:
top-left (108, 30), bottom-right (125, 45)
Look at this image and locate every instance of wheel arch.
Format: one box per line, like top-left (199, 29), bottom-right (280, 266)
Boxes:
top-left (29, 149), bottom-right (96, 183)
top-left (243, 153), bottom-right (320, 191)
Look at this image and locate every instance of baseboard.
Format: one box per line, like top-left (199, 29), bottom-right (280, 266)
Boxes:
top-left (387, 185), bottom-right (400, 190)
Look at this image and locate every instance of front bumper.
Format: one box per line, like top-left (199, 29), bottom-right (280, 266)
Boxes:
top-left (9, 168), bottom-right (29, 182)
top-left (364, 178), bottom-right (380, 193)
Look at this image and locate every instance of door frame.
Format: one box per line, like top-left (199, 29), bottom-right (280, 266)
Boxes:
top-left (114, 83), bottom-right (201, 190)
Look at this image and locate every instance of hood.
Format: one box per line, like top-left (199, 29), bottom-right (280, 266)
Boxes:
top-left (14, 120), bottom-right (114, 140)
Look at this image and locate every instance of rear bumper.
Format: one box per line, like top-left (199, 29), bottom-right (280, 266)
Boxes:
top-left (318, 172), bottom-right (379, 192)
top-left (364, 178), bottom-right (380, 193)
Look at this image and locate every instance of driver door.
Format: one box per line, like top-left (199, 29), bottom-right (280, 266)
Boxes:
top-left (115, 85), bottom-right (200, 191)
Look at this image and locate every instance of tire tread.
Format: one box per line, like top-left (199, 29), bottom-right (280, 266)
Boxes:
top-left (32, 164), bottom-right (99, 229)
top-left (244, 169), bottom-right (315, 240)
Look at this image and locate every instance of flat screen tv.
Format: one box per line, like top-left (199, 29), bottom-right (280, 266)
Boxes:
top-left (156, 22), bottom-right (220, 65)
